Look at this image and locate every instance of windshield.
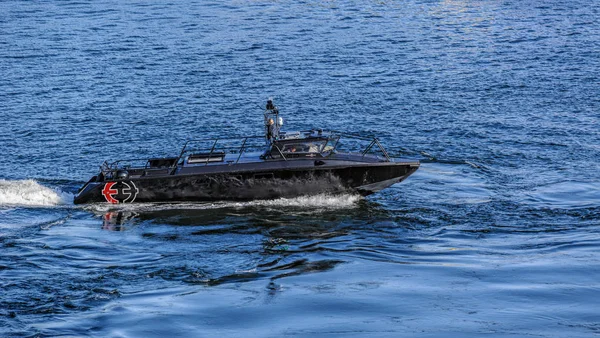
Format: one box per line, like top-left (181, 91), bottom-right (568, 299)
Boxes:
top-left (279, 140), bottom-right (326, 154)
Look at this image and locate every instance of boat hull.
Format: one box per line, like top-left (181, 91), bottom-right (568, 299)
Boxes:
top-left (73, 161), bottom-right (419, 204)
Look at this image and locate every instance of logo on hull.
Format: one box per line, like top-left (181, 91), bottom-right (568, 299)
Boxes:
top-left (102, 181), bottom-right (139, 204)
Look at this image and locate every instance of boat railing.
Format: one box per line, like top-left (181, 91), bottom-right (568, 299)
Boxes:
top-left (99, 130), bottom-right (392, 176)
top-left (100, 158), bottom-right (161, 172)
top-left (278, 129), bottom-right (391, 162)
top-left (99, 157), bottom-right (174, 177)
top-left (326, 130), bottom-right (391, 162)
top-left (170, 135), bottom-right (267, 172)
top-left (99, 136), bottom-right (266, 175)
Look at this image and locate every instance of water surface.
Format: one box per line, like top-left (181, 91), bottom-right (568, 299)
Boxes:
top-left (1, 0), bottom-right (599, 337)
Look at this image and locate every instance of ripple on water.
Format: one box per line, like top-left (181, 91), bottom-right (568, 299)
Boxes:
top-left (402, 163), bottom-right (493, 205)
top-left (524, 180), bottom-right (600, 209)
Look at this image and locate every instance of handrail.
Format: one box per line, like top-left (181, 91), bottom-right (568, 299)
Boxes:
top-left (101, 131), bottom-right (393, 175)
top-left (374, 138), bottom-right (391, 162)
top-left (328, 131), bottom-right (391, 162)
top-left (169, 135), bottom-right (265, 174)
top-left (205, 139), bottom-right (218, 165)
top-left (271, 144), bottom-right (287, 161)
top-left (101, 158), bottom-right (155, 170)
top-left (236, 137), bottom-right (247, 164)
top-left (295, 129), bottom-right (391, 161)
top-left (328, 130), bottom-right (381, 142)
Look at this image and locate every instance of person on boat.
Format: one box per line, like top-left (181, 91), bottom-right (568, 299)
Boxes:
top-left (267, 118), bottom-right (279, 141)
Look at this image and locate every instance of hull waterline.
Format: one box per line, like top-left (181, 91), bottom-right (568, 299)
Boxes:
top-left (74, 160), bottom-right (419, 204)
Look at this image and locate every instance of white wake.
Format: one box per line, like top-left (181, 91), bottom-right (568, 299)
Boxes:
top-left (0, 179), bottom-right (73, 207)
top-left (235, 193), bottom-right (362, 209)
top-left (83, 193), bottom-right (362, 213)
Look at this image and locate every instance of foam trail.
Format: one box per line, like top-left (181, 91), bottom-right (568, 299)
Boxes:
top-left (83, 193), bottom-right (362, 214)
top-left (0, 179), bottom-right (73, 207)
top-left (236, 193), bottom-right (361, 209)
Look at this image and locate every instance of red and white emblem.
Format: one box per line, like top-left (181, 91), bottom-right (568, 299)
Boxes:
top-left (101, 181), bottom-right (139, 204)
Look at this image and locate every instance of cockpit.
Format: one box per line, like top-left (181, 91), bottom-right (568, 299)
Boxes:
top-left (269, 134), bottom-right (339, 159)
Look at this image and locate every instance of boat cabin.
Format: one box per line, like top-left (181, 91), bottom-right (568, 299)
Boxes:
top-left (268, 130), bottom-right (340, 159)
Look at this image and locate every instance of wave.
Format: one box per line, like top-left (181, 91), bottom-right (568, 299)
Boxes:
top-left (523, 180), bottom-right (600, 209)
top-left (0, 179), bottom-right (73, 207)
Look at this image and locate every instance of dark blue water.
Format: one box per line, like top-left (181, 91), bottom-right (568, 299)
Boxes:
top-left (1, 1), bottom-right (600, 337)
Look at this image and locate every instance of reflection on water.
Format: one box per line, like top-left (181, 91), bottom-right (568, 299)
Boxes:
top-left (101, 211), bottom-right (138, 231)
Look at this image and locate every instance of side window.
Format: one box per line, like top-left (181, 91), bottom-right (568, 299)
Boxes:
top-left (280, 141), bottom-right (327, 154)
top-left (323, 137), bottom-right (338, 153)
top-left (282, 143), bottom-right (303, 153)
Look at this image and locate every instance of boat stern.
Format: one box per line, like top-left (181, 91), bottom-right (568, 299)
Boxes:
top-left (73, 180), bottom-right (103, 204)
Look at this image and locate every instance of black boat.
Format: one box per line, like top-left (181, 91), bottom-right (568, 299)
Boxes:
top-left (73, 100), bottom-right (419, 204)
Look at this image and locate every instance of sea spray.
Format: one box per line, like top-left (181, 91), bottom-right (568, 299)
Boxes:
top-left (0, 179), bottom-right (72, 207)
